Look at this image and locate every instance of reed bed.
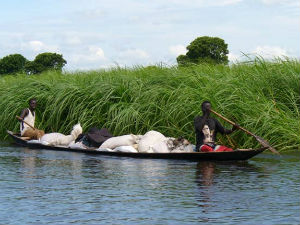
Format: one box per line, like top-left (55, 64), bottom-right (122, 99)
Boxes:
top-left (0, 58), bottom-right (299, 152)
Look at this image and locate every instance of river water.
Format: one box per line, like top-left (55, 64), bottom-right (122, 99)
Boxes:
top-left (0, 142), bottom-right (299, 225)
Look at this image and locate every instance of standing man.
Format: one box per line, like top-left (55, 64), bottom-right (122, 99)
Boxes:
top-left (194, 101), bottom-right (237, 152)
top-left (18, 98), bottom-right (44, 139)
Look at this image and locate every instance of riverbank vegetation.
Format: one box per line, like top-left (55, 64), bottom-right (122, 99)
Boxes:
top-left (0, 52), bottom-right (66, 75)
top-left (0, 58), bottom-right (299, 151)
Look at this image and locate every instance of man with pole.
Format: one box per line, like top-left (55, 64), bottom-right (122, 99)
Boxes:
top-left (194, 100), bottom-right (278, 154)
top-left (194, 101), bottom-right (238, 152)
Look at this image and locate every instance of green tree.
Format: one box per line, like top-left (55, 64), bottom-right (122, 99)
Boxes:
top-left (0, 54), bottom-right (27, 74)
top-left (177, 36), bottom-right (229, 66)
top-left (24, 61), bottom-right (44, 74)
top-left (176, 54), bottom-right (190, 66)
top-left (25, 52), bottom-right (67, 74)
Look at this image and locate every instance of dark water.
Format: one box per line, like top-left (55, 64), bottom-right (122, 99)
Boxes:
top-left (0, 143), bottom-right (299, 225)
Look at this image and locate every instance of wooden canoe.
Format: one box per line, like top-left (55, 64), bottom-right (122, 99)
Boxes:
top-left (7, 130), bottom-right (267, 161)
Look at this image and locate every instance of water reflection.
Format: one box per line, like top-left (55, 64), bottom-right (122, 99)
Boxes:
top-left (196, 162), bottom-right (216, 187)
top-left (194, 161), bottom-right (263, 212)
top-left (195, 161), bottom-right (263, 184)
top-left (194, 161), bottom-right (216, 214)
top-left (20, 148), bottom-right (85, 179)
top-left (21, 149), bottom-right (38, 179)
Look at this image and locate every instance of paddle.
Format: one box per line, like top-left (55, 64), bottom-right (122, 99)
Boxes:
top-left (16, 115), bottom-right (36, 130)
top-left (209, 109), bottom-right (279, 154)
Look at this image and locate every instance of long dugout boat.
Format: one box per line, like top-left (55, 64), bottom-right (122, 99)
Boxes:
top-left (7, 131), bottom-right (267, 161)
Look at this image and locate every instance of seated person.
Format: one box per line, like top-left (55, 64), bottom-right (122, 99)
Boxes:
top-left (18, 98), bottom-right (44, 139)
top-left (194, 101), bottom-right (237, 152)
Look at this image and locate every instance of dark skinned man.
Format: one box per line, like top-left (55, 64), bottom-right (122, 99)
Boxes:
top-left (18, 98), bottom-right (44, 139)
top-left (194, 101), bottom-right (237, 152)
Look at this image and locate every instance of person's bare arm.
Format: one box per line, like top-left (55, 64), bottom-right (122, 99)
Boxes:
top-left (18, 108), bottom-right (29, 121)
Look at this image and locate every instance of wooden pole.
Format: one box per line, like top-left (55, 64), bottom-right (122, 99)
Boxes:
top-left (210, 109), bottom-right (279, 154)
top-left (16, 115), bottom-right (36, 130)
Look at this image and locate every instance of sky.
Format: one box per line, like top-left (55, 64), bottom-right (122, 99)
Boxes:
top-left (0, 0), bottom-right (299, 70)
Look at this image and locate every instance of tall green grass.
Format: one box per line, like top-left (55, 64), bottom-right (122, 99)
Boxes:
top-left (0, 58), bottom-right (299, 152)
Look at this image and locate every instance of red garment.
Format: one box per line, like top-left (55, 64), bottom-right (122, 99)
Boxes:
top-left (200, 144), bottom-right (233, 152)
top-left (215, 145), bottom-right (233, 152)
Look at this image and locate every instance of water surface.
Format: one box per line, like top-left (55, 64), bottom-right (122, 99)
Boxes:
top-left (0, 142), bottom-right (299, 225)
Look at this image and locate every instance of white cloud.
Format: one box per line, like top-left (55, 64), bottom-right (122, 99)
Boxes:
top-left (79, 9), bottom-right (107, 19)
top-left (88, 46), bottom-right (105, 59)
top-left (261, 0), bottom-right (298, 5)
top-left (70, 46), bottom-right (106, 63)
top-left (228, 52), bottom-right (240, 62)
top-left (26, 40), bottom-right (59, 52)
top-left (150, 0), bottom-right (242, 7)
top-left (65, 36), bottom-right (81, 45)
top-left (252, 46), bottom-right (289, 58)
top-left (29, 41), bottom-right (43, 51)
top-left (261, 0), bottom-right (282, 4)
top-left (169, 45), bottom-right (187, 56)
top-left (215, 0), bottom-right (242, 6)
top-left (260, 0), bottom-right (300, 15)
top-left (118, 49), bottom-right (149, 60)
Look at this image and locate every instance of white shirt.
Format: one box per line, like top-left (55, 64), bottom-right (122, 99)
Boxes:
top-left (20, 108), bottom-right (35, 135)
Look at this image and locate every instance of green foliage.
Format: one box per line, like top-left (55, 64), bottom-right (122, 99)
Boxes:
top-left (25, 52), bottom-right (67, 74)
top-left (177, 36), bottom-right (229, 66)
top-left (176, 55), bottom-right (191, 66)
top-left (0, 52), bottom-right (67, 75)
top-left (25, 61), bottom-right (44, 74)
top-left (0, 54), bottom-right (27, 75)
top-left (0, 58), bottom-right (299, 152)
